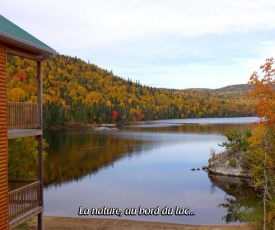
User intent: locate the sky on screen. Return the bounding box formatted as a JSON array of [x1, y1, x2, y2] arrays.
[[2, 0, 275, 89]]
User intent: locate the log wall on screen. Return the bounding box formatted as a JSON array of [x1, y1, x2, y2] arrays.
[[0, 42, 8, 229]]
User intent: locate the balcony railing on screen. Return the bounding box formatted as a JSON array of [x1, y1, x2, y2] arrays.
[[8, 102, 40, 130], [8, 180, 41, 221]]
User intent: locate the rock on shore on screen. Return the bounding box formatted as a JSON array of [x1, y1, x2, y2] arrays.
[[208, 150, 251, 178]]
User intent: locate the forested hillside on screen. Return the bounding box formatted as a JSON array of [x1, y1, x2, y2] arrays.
[[7, 54, 255, 128]]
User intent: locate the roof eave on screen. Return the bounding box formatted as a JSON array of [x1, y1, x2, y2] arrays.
[[0, 31, 56, 59]]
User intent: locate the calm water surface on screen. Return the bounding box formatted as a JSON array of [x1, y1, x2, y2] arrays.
[[43, 117, 261, 224]]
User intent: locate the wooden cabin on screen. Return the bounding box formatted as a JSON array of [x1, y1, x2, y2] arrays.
[[0, 15, 56, 229]]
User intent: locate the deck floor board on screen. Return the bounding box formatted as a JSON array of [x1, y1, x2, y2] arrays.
[[8, 129, 42, 139]]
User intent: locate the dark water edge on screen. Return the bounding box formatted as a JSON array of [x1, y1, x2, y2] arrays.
[[43, 117, 262, 225]]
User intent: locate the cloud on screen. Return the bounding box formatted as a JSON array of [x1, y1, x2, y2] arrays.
[[2, 0, 275, 88], [5, 0, 275, 43]]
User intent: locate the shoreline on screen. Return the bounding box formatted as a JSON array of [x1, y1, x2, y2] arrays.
[[22, 216, 257, 230]]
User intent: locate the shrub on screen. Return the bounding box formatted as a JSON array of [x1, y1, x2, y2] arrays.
[[219, 129, 252, 153], [228, 158, 237, 167]]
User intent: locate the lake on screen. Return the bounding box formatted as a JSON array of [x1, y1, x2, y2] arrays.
[[43, 117, 261, 225]]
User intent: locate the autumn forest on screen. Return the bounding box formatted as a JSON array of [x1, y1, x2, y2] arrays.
[[6, 54, 255, 129]]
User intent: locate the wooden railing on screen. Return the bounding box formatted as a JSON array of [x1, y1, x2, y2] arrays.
[[8, 180, 41, 221], [8, 102, 40, 129]]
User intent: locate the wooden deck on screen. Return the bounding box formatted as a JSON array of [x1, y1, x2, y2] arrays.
[[7, 102, 42, 139], [8, 102, 40, 129], [8, 180, 42, 229], [8, 129, 42, 139]]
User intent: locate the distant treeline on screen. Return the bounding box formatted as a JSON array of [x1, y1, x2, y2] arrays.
[[7, 54, 255, 129]]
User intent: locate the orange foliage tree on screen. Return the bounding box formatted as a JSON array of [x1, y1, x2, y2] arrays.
[[248, 58, 275, 128], [247, 57, 275, 229]]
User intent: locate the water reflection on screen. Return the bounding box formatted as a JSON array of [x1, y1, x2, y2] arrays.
[[126, 123, 256, 134], [126, 117, 258, 134], [43, 130, 157, 187], [208, 174, 262, 223]]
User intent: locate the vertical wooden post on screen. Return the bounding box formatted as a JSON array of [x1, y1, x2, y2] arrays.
[[37, 60, 44, 230], [0, 42, 9, 229], [37, 61, 43, 130]]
